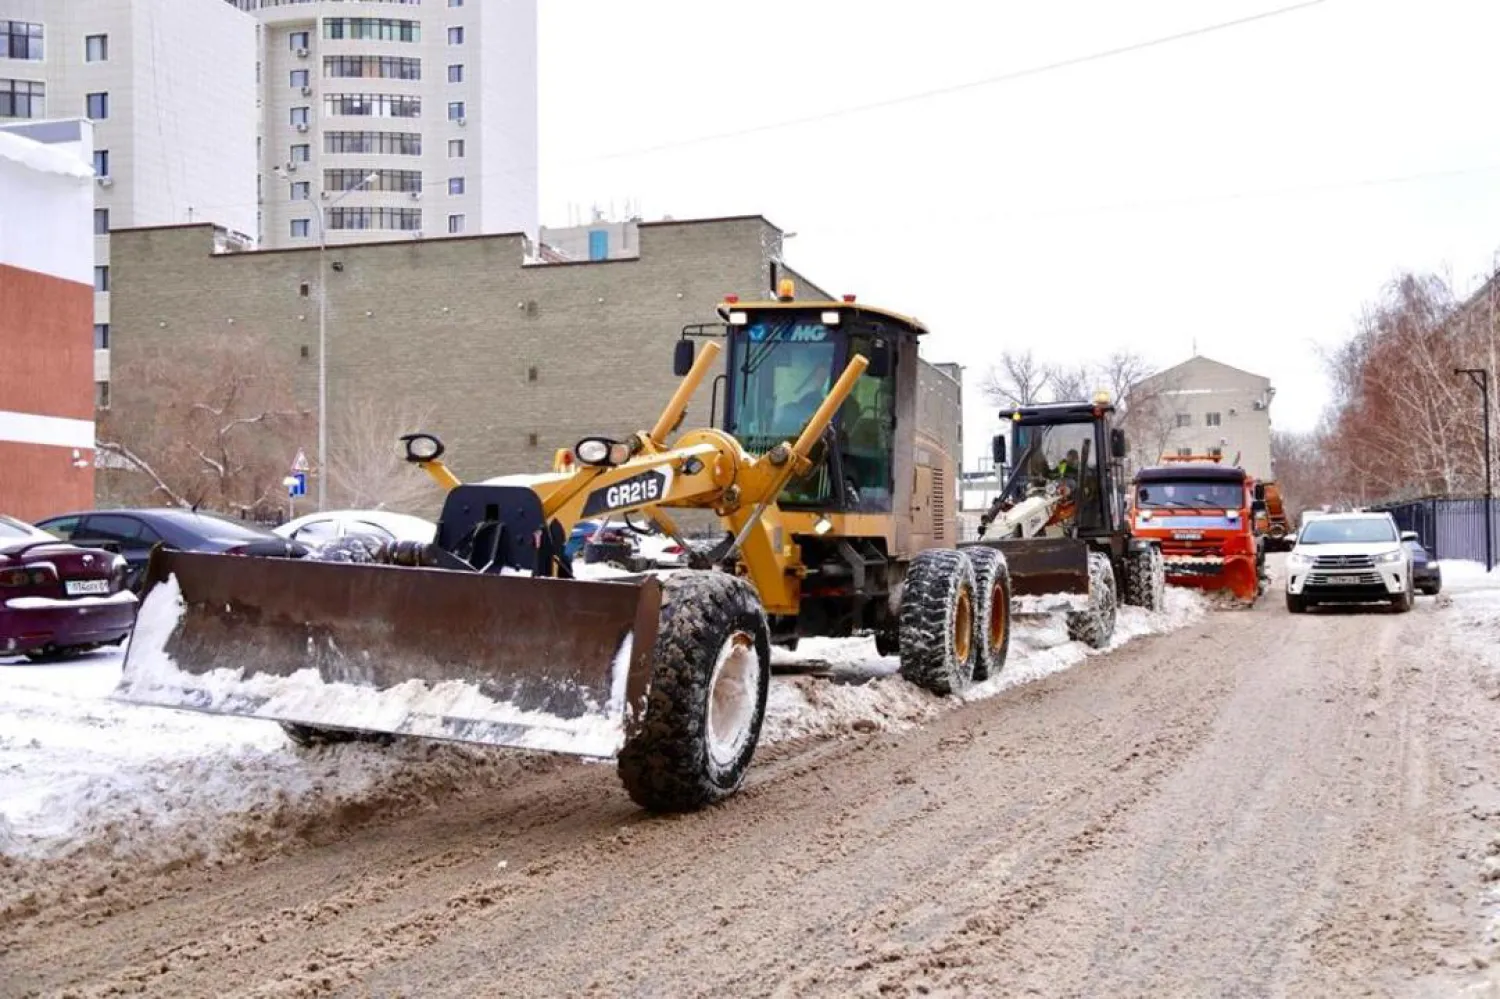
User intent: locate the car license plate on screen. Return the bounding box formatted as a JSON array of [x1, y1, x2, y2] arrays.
[[1326, 575, 1361, 586], [65, 579, 111, 596]]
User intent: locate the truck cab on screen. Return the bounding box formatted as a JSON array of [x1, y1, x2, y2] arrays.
[[1127, 458, 1263, 601]]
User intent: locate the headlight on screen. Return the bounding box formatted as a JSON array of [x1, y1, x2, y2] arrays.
[[1287, 552, 1311, 568], [1375, 549, 1403, 564]]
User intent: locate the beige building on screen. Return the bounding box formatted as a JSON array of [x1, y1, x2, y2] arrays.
[[1129, 355, 1276, 481], [107, 214, 961, 519]]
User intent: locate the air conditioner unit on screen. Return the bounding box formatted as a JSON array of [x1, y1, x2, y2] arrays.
[[295, 47, 309, 58], [409, 191, 421, 200], [300, 86, 313, 97], [320, 191, 330, 199], [456, 118, 466, 126], [284, 161, 297, 173], [96, 176, 113, 188], [296, 123, 309, 133]]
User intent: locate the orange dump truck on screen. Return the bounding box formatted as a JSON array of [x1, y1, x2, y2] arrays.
[[1127, 455, 1264, 603]]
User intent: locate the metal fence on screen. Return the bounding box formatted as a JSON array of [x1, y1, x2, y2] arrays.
[[1370, 496, 1499, 563]]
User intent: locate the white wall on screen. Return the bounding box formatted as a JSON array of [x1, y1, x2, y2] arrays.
[[0, 133, 93, 286], [478, 0, 537, 239]]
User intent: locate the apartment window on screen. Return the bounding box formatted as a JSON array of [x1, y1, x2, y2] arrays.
[[326, 207, 422, 231], [1209, 446, 1224, 458], [290, 219, 310, 239], [85, 34, 108, 63], [1, 21, 43, 60], [94, 266, 109, 292], [448, 139, 464, 158], [95, 382, 110, 410], [447, 213, 465, 234], [93, 324, 110, 350], [0, 79, 44, 118], [94, 208, 109, 235], [1174, 413, 1191, 429], [324, 19, 420, 43], [324, 56, 421, 80], [447, 101, 464, 121], [291, 181, 310, 200], [289, 31, 309, 51], [324, 93, 421, 118], [325, 130, 421, 155], [326, 168, 421, 193], [448, 176, 464, 195], [447, 26, 464, 45], [1177, 447, 1192, 457], [447, 64, 463, 83], [291, 106, 310, 126], [92, 149, 109, 177], [290, 143, 310, 162], [290, 69, 310, 88], [85, 92, 109, 119], [1206, 411, 1223, 427], [449, 0, 463, 6]]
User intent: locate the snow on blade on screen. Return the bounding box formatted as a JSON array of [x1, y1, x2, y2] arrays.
[[115, 576, 633, 759]]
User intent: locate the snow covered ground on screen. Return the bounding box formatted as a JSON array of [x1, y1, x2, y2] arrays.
[[0, 585, 1206, 878]]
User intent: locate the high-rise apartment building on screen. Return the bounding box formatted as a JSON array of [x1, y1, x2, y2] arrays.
[[229, 0, 537, 248], [0, 0, 257, 404]]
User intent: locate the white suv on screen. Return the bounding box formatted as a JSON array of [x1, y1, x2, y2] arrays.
[[1284, 511, 1415, 614]]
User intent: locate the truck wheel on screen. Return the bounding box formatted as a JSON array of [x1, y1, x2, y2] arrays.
[[618, 571, 771, 813], [966, 546, 1012, 682], [1066, 552, 1117, 649], [1123, 544, 1166, 611], [897, 549, 978, 695]]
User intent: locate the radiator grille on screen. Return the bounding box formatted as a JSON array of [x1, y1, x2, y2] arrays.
[[932, 467, 947, 544]]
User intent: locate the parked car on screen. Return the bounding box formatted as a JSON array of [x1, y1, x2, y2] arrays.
[[569, 519, 694, 571], [274, 510, 436, 549], [1404, 535, 1443, 595], [34, 508, 311, 594], [1284, 511, 1415, 613], [0, 513, 137, 662]]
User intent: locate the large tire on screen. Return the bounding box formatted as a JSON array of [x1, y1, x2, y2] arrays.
[[1066, 552, 1118, 649], [966, 546, 1013, 682], [618, 571, 771, 813], [1123, 544, 1166, 611], [897, 548, 978, 696]]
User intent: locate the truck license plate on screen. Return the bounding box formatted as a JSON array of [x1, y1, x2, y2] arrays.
[[1326, 575, 1361, 586], [65, 579, 110, 596], [1173, 531, 1203, 540]]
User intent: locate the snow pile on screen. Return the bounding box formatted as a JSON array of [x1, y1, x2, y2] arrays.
[[761, 587, 1206, 744]]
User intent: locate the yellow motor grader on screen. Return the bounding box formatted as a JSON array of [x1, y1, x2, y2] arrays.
[[114, 284, 1013, 813]]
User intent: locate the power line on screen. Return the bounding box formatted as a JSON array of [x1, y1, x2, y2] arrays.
[[574, 0, 1333, 164]]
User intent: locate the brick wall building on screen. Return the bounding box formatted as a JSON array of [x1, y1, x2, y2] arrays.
[[0, 129, 96, 521], [108, 215, 844, 514]]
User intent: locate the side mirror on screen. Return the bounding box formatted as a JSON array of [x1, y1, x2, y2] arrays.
[[1110, 428, 1127, 458], [991, 434, 1007, 466], [1253, 483, 1266, 502], [673, 339, 694, 377], [868, 340, 893, 378], [1400, 530, 1419, 542]]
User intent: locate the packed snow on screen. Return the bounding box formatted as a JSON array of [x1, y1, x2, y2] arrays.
[[1, 575, 1205, 883]]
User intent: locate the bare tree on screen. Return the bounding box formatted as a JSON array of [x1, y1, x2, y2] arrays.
[[97, 334, 309, 514], [1045, 363, 1096, 403], [980, 349, 1051, 408], [328, 392, 438, 514], [1099, 350, 1156, 408]]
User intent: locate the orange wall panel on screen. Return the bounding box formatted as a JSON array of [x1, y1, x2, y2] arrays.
[[0, 261, 93, 421]]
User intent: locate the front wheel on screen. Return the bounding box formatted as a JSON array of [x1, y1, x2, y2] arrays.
[[1123, 544, 1166, 611], [1391, 584, 1414, 613], [618, 571, 771, 812], [1067, 552, 1118, 648], [897, 549, 978, 696], [965, 546, 1012, 682], [1285, 591, 1307, 614]]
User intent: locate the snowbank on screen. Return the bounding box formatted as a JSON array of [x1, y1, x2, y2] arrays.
[[0, 584, 1205, 889]]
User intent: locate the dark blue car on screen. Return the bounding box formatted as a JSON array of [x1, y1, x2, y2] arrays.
[[35, 508, 310, 594], [1403, 534, 1443, 595]]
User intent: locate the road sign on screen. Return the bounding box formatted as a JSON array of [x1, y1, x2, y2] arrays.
[[285, 472, 307, 498], [291, 448, 310, 473]]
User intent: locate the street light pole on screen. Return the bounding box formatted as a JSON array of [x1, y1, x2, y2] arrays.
[[1457, 367, 1493, 571], [312, 171, 379, 511]]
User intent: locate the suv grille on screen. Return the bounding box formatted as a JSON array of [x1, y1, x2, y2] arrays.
[[1306, 553, 1382, 587], [1312, 554, 1376, 570]]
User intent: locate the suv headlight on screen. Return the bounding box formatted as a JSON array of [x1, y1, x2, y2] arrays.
[[1287, 552, 1311, 568], [1375, 549, 1403, 564]]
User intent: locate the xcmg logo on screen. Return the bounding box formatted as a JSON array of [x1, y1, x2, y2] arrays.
[[747, 323, 829, 343]]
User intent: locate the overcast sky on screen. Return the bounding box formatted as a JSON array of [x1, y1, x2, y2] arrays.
[[537, 0, 1500, 467]]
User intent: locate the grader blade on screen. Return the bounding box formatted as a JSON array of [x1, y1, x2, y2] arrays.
[[114, 550, 661, 759], [962, 537, 1089, 597]]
